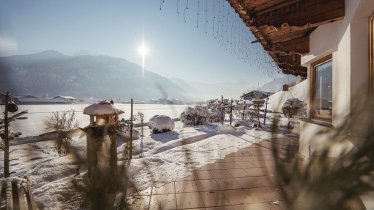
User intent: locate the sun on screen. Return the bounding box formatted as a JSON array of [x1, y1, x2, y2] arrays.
[[138, 42, 149, 56]]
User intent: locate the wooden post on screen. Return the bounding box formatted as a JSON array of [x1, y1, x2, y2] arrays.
[[4, 92, 10, 178], [129, 98, 133, 159], [257, 104, 261, 128], [6, 179, 13, 209], [141, 115, 144, 138], [221, 95, 224, 125], [140, 114, 144, 158], [263, 98, 268, 125], [229, 99, 233, 125], [242, 102, 246, 120]]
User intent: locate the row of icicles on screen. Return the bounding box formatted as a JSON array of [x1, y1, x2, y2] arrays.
[[159, 0, 282, 79]]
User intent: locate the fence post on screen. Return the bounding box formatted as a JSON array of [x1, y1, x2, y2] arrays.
[[129, 98, 133, 159], [242, 102, 246, 120], [229, 99, 233, 125], [4, 92, 9, 177], [263, 98, 268, 125], [221, 95, 224, 125]]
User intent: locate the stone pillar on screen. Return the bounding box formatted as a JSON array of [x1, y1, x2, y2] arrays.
[[85, 126, 118, 191]]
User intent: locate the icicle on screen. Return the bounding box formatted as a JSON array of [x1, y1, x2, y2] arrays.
[[160, 0, 164, 11], [216, 0, 220, 42], [213, 0, 216, 39], [221, 0, 224, 44], [177, 0, 180, 14], [196, 0, 200, 28], [184, 0, 189, 23], [204, 0, 208, 34]]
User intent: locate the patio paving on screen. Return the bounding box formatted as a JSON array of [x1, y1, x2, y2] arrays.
[[128, 137, 298, 210]]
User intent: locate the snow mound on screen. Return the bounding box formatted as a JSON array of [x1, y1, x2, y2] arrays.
[[267, 79, 307, 113], [149, 115, 175, 133]]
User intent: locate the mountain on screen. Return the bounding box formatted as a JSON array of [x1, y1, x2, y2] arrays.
[[0, 50, 189, 101]]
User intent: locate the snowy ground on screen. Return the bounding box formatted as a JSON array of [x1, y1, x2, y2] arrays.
[[127, 125, 288, 191], [0, 119, 295, 210]]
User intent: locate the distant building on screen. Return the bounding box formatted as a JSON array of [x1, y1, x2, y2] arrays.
[[240, 90, 273, 101], [148, 98, 184, 105], [14, 95, 68, 104], [54, 96, 80, 103]]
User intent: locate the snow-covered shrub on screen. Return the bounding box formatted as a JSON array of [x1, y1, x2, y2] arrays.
[[121, 126, 140, 139], [180, 106, 221, 126], [282, 98, 307, 118], [207, 108, 222, 123], [148, 115, 175, 134], [282, 98, 307, 129], [180, 106, 208, 126]]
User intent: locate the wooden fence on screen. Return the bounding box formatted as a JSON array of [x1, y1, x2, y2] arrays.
[[0, 177, 38, 210]]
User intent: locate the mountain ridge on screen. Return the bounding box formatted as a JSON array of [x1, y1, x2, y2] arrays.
[[0, 50, 190, 101]]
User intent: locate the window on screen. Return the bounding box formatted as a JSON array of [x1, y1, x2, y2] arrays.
[[311, 55, 333, 121]]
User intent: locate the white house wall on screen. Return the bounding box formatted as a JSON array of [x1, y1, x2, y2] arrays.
[[299, 0, 373, 159]]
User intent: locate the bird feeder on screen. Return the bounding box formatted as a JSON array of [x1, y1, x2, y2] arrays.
[[83, 100, 123, 126], [82, 100, 124, 190]]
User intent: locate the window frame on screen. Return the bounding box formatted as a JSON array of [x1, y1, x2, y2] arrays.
[[369, 12, 374, 128], [310, 54, 333, 121]]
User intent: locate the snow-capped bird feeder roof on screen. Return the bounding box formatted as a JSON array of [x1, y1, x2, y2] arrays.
[[83, 100, 124, 116]]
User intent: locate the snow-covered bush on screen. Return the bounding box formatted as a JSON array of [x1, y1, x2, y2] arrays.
[[148, 115, 175, 134], [180, 106, 221, 126], [121, 126, 140, 139], [282, 98, 307, 129], [282, 98, 307, 118], [207, 108, 222, 123]]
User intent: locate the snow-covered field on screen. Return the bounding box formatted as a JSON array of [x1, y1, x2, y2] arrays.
[[128, 125, 282, 191], [0, 104, 188, 136]]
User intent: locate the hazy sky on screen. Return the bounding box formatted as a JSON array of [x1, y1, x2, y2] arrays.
[[0, 0, 281, 85]]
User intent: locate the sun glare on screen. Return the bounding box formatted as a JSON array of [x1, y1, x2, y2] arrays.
[[138, 43, 149, 56]]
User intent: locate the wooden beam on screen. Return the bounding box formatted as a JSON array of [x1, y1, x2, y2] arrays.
[[273, 53, 301, 66], [278, 64, 307, 75], [228, 0, 341, 77], [268, 36, 309, 54], [252, 0, 345, 28]]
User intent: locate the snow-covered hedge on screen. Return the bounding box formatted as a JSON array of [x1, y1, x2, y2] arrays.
[[180, 106, 221, 126], [148, 115, 175, 134]]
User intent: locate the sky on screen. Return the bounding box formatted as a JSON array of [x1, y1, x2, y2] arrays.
[[0, 0, 281, 86]]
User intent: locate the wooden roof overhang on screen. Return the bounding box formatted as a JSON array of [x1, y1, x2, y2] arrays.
[[229, 0, 345, 77]]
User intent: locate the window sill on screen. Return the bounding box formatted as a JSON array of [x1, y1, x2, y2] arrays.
[[299, 118, 334, 128]]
